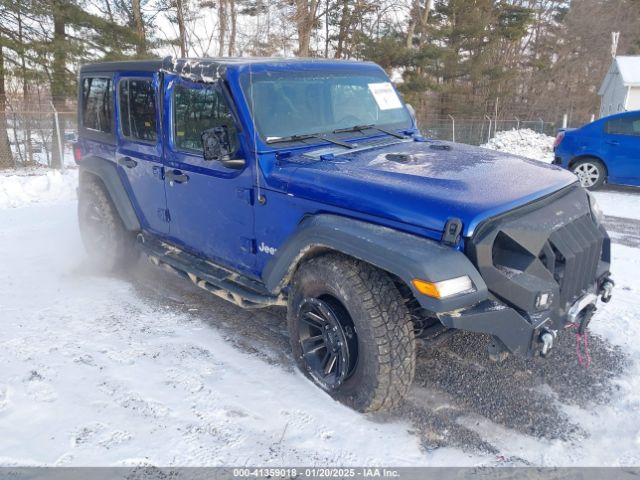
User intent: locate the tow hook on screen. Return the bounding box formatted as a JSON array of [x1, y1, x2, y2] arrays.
[[540, 329, 557, 357], [578, 304, 597, 334], [600, 279, 614, 303]]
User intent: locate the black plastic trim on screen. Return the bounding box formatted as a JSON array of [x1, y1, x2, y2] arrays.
[[78, 156, 141, 231], [262, 214, 488, 313], [438, 298, 546, 357]]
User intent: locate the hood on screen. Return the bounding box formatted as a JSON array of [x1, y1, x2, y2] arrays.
[[274, 139, 578, 237]]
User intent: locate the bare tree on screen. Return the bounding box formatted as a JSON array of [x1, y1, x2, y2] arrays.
[[17, 6, 33, 164], [294, 0, 320, 56], [132, 0, 147, 55], [50, 0, 66, 169], [405, 0, 432, 48], [175, 0, 188, 56], [218, 0, 227, 56], [228, 0, 237, 56], [0, 31, 14, 170]]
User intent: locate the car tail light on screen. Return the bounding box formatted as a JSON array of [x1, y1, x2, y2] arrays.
[[73, 143, 82, 163], [553, 131, 565, 149]]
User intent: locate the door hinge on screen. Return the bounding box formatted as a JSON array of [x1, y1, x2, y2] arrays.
[[240, 237, 256, 254], [152, 165, 165, 180], [236, 188, 254, 205], [158, 208, 171, 223]]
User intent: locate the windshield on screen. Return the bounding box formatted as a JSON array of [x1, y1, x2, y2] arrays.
[[239, 69, 412, 141]]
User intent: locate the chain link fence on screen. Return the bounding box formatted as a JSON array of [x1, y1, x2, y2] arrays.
[[419, 118, 557, 146], [1, 108, 77, 171]]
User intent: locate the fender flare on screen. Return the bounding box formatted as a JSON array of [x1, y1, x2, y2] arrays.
[[262, 214, 488, 313], [78, 156, 141, 231]]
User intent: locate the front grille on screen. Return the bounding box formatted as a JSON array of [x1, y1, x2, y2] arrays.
[[542, 215, 603, 306], [467, 186, 609, 317]]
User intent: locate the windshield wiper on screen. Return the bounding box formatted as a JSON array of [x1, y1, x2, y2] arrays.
[[266, 133, 355, 149], [333, 124, 408, 139]]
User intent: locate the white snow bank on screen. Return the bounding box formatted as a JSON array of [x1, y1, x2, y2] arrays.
[[0, 168, 77, 209], [481, 129, 555, 163]]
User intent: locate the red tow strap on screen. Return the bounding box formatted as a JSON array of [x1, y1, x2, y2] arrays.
[[567, 320, 592, 369], [575, 330, 591, 368]]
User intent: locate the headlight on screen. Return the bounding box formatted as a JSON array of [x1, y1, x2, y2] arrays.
[[587, 191, 604, 224], [412, 275, 475, 299]]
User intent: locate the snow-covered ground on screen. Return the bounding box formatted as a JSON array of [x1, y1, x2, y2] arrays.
[[0, 168, 78, 209], [0, 202, 457, 466], [0, 154, 639, 466]]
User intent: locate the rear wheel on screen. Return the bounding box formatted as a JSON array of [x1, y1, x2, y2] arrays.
[[287, 254, 416, 412], [78, 180, 138, 271], [571, 158, 606, 190]]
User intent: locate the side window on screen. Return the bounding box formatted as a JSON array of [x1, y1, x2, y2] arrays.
[[605, 116, 640, 136], [119, 79, 157, 142], [81, 77, 112, 133], [173, 85, 237, 152]]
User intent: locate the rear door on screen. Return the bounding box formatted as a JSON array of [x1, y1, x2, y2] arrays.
[[162, 75, 256, 273], [603, 114, 640, 185], [115, 73, 169, 234]]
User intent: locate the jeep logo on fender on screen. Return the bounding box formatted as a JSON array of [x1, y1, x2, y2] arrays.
[[258, 242, 277, 255]]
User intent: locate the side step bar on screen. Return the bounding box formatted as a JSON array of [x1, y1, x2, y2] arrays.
[[137, 233, 286, 309]]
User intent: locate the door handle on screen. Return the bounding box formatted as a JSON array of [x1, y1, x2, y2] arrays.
[[118, 156, 138, 168], [606, 140, 620, 146], [166, 169, 189, 185]]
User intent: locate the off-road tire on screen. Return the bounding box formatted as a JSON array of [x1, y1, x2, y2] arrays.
[[287, 253, 416, 412], [571, 157, 606, 190], [78, 179, 138, 271]]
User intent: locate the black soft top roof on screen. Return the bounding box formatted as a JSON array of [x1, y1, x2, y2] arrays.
[[79, 56, 367, 74], [80, 57, 378, 84], [80, 59, 165, 73]]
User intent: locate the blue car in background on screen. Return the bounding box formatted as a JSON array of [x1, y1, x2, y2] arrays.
[[553, 110, 640, 190]]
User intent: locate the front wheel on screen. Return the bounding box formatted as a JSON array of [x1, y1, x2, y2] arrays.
[[287, 254, 416, 412], [571, 158, 606, 190]]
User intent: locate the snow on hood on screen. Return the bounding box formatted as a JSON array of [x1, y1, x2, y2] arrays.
[[279, 139, 577, 237]]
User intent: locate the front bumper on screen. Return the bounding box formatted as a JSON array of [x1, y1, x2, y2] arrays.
[[438, 276, 613, 358], [447, 185, 612, 358]]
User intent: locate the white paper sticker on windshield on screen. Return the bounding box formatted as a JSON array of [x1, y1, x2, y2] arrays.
[[368, 82, 403, 110]]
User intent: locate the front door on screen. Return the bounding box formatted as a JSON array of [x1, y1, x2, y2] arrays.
[[602, 114, 640, 186], [115, 73, 168, 234], [162, 76, 256, 273]]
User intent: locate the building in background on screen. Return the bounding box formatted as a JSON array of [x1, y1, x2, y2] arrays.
[[599, 56, 640, 117]]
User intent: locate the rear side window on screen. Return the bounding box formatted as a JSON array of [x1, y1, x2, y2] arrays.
[[173, 85, 237, 152], [605, 115, 640, 136], [81, 77, 112, 133], [119, 79, 157, 142]]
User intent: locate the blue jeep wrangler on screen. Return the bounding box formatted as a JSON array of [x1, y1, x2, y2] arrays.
[[75, 57, 614, 412]]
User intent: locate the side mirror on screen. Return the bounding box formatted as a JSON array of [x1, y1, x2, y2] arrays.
[[201, 126, 245, 169]]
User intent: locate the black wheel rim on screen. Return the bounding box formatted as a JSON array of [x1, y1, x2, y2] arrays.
[[297, 296, 358, 390]]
